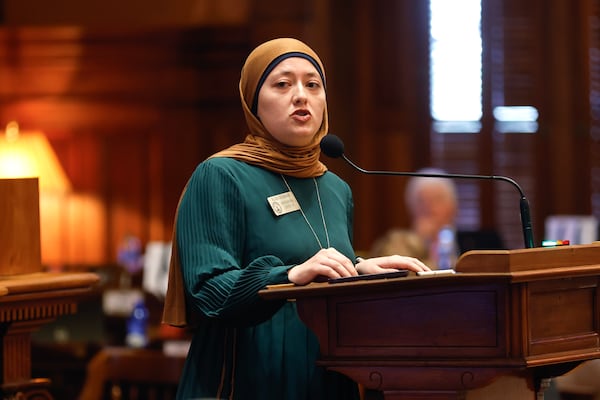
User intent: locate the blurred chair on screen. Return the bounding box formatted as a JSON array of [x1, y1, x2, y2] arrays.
[[456, 229, 505, 252], [79, 346, 185, 400], [553, 359, 600, 400], [545, 215, 599, 245]]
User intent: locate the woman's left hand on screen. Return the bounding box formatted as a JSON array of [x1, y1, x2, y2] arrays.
[[355, 255, 431, 275]]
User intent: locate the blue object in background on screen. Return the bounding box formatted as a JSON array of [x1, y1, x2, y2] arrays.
[[125, 299, 149, 348]]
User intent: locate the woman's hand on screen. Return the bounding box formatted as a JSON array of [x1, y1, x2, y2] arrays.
[[288, 247, 358, 285], [355, 255, 431, 275]]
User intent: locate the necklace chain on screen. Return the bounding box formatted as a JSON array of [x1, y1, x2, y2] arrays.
[[280, 175, 330, 249]]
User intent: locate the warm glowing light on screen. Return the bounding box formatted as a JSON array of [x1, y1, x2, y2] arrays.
[[0, 121, 71, 192]]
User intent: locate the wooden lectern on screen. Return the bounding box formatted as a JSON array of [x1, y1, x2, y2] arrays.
[[0, 178, 99, 399], [260, 243, 600, 399]]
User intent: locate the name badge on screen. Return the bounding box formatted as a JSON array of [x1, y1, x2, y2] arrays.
[[267, 191, 300, 216]]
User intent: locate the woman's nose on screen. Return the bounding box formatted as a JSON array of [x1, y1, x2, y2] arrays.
[[292, 84, 307, 103]]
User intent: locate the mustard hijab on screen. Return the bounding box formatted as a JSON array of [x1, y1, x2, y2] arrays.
[[210, 37, 329, 178], [162, 38, 328, 327]]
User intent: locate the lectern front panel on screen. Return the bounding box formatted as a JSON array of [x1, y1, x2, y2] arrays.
[[527, 276, 600, 358], [324, 282, 509, 359]]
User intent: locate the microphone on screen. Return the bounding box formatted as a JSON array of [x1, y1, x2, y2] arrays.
[[320, 134, 535, 249]]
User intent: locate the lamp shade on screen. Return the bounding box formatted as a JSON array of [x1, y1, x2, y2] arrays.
[[0, 121, 71, 192]]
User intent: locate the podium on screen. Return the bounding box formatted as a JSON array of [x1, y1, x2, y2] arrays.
[[0, 178, 99, 399], [260, 243, 600, 399]]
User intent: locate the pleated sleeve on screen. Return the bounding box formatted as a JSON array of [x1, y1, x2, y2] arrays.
[[176, 160, 290, 325]]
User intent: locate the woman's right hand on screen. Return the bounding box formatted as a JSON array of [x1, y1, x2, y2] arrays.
[[287, 247, 358, 285]]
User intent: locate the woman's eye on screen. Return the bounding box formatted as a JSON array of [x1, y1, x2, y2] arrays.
[[306, 81, 321, 89], [275, 81, 289, 88]]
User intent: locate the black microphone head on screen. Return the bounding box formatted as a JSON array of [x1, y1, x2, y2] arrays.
[[320, 134, 345, 158]]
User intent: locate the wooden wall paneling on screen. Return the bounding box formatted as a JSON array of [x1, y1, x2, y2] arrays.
[[250, 0, 312, 44], [540, 0, 590, 216], [0, 26, 252, 266], [572, 0, 592, 214], [147, 130, 166, 246], [371, 0, 431, 238], [105, 132, 150, 263], [589, 0, 600, 221], [347, 0, 378, 252], [156, 111, 198, 240], [370, 0, 411, 236], [329, 0, 431, 252], [62, 29, 191, 265], [483, 0, 545, 248], [490, 0, 592, 246], [58, 133, 107, 265], [2, 1, 594, 265], [323, 0, 384, 253], [162, 26, 251, 227], [325, 0, 357, 143], [560, 0, 592, 214], [3, 0, 251, 27]]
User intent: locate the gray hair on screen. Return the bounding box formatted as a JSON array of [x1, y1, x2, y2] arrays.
[[404, 167, 458, 214]]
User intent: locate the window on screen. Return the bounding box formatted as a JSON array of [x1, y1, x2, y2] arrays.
[[429, 0, 539, 134], [428, 0, 539, 249], [429, 0, 482, 133]]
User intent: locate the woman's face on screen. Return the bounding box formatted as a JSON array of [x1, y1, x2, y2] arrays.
[[257, 57, 326, 147]]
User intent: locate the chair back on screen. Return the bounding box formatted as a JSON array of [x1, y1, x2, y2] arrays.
[[545, 215, 599, 245], [79, 346, 185, 400]]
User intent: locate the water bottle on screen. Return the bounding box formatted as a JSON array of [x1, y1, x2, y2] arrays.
[[126, 299, 149, 348], [437, 226, 457, 270]]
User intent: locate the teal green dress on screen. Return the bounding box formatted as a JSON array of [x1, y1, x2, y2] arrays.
[[175, 157, 360, 400]]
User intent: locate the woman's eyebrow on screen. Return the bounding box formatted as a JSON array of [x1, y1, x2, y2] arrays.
[[270, 69, 320, 79]]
